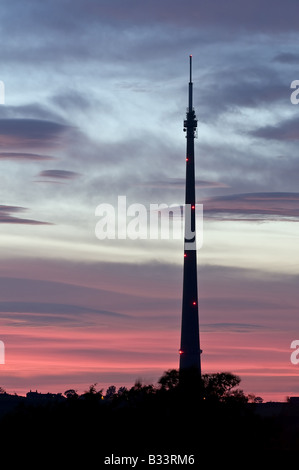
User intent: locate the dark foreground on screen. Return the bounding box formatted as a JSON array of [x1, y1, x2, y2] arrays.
[[0, 386, 298, 465]]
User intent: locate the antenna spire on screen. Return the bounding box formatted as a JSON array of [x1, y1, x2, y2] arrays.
[[188, 55, 193, 111]]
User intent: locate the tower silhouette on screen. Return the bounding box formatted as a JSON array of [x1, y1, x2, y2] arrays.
[[179, 55, 202, 388]]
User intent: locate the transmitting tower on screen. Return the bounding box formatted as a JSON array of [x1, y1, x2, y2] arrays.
[[179, 55, 202, 387]]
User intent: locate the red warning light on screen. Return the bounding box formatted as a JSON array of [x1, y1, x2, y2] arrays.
[[191, 205, 195, 209], [179, 349, 184, 355], [192, 301, 196, 306], [184, 253, 187, 257], [186, 158, 189, 161]]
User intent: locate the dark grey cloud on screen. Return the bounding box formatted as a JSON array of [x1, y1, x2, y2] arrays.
[[226, 81, 286, 109], [37, 170, 80, 180], [0, 205, 51, 225], [51, 89, 98, 113], [201, 295, 289, 312], [2, 0, 298, 35], [203, 192, 299, 221], [0, 103, 67, 122], [0, 0, 296, 81], [273, 53, 299, 64], [0, 119, 72, 150], [0, 301, 128, 327], [194, 134, 299, 197], [142, 178, 229, 190], [197, 63, 289, 122], [252, 117, 299, 141], [202, 323, 267, 333], [0, 152, 55, 161]]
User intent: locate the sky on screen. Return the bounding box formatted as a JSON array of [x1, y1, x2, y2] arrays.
[[0, 0, 299, 401]]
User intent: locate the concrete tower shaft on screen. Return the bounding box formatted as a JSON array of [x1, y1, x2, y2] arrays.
[[179, 56, 201, 382]]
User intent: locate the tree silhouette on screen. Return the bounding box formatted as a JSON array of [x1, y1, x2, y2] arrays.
[[158, 369, 179, 390], [64, 389, 78, 400], [81, 383, 103, 401], [202, 372, 246, 402], [157, 369, 246, 402], [117, 386, 128, 396], [105, 385, 116, 400]]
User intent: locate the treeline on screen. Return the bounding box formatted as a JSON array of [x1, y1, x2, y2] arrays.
[[64, 369, 261, 403], [0, 370, 295, 463]]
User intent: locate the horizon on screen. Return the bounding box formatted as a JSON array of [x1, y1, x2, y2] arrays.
[[0, 370, 293, 403]]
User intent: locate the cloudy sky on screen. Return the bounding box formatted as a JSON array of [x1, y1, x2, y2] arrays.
[[0, 0, 299, 401]]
